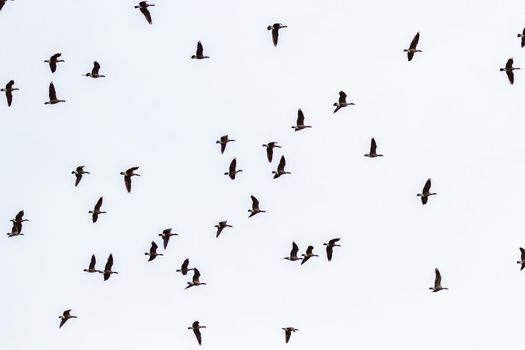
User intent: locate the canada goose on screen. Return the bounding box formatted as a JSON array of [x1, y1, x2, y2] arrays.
[[191, 41, 210, 59], [282, 327, 298, 343], [517, 248, 525, 271], [83, 254, 102, 273], [134, 1, 154, 24], [262, 142, 281, 163], [500, 58, 520, 84], [283, 242, 301, 261], [225, 158, 243, 180], [267, 23, 287, 46], [291, 109, 311, 131], [518, 28, 525, 48], [0, 0, 14, 13], [44, 82, 65, 104], [273, 155, 291, 179], [417, 178, 437, 205], [364, 138, 383, 157], [59, 309, 77, 328], [10, 210, 28, 235], [1, 80, 18, 107], [404, 32, 422, 61], [101, 254, 118, 281], [248, 195, 266, 217], [333, 91, 354, 113], [45, 53, 64, 73], [89, 197, 106, 223], [215, 220, 232, 238], [216, 135, 235, 154], [72, 166, 90, 187], [176, 258, 194, 275], [159, 228, 178, 249], [145, 241, 163, 261], [188, 321, 206, 345], [7, 221, 22, 237], [120, 167, 140, 193], [429, 268, 448, 292], [301, 245, 318, 265], [84, 61, 105, 78], [185, 268, 207, 289], [323, 238, 341, 261]]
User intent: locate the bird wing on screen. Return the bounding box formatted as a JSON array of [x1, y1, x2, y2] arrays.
[[277, 156, 286, 172], [409, 32, 420, 50], [329, 238, 341, 245], [6, 90, 12, 107], [339, 91, 347, 104], [194, 328, 202, 345], [59, 318, 67, 328], [407, 51, 414, 61], [89, 254, 96, 270], [370, 138, 377, 154], [128, 166, 140, 172], [291, 242, 299, 258], [306, 245, 314, 255], [49, 82, 57, 100], [196, 41, 204, 56], [423, 179, 431, 193], [297, 109, 305, 126], [182, 259, 189, 270], [507, 70, 515, 85], [92, 61, 100, 75], [51, 53, 61, 60], [64, 309, 71, 317], [6, 80, 14, 89], [162, 235, 169, 249], [333, 105, 341, 114], [285, 329, 291, 343], [104, 254, 113, 271], [520, 247, 525, 260], [421, 196, 428, 205], [75, 174, 82, 187], [15, 210, 24, 222], [151, 241, 158, 254], [506, 58, 514, 70], [434, 268, 442, 288], [266, 146, 274, 162], [522, 36, 525, 48], [140, 7, 152, 24], [95, 197, 103, 211], [193, 268, 201, 283], [272, 28, 279, 46], [49, 61, 57, 73], [229, 158, 237, 173], [251, 195, 260, 209], [124, 175, 132, 193], [326, 245, 333, 261]]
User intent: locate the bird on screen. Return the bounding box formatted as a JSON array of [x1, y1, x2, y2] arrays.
[[500, 58, 520, 85], [417, 178, 437, 205], [101, 254, 118, 281], [0, 0, 14, 13], [273, 155, 291, 179], [188, 321, 206, 345], [225, 158, 243, 180], [267, 23, 287, 46], [364, 138, 383, 158], [7, 221, 22, 237], [518, 28, 525, 48], [283, 242, 301, 261], [44, 82, 65, 105], [262, 142, 281, 163], [429, 268, 448, 292], [59, 309, 77, 328], [84, 61, 105, 78], [282, 327, 298, 343], [323, 238, 341, 261], [120, 167, 140, 193], [134, 1, 155, 24], [333, 91, 354, 113], [176, 258, 194, 275], [72, 166, 90, 187], [1, 80, 18, 107], [216, 135, 235, 154], [215, 220, 232, 238], [517, 248, 525, 271], [44, 53, 64, 73], [191, 41, 210, 59], [10, 210, 28, 234], [83, 255, 102, 273], [301, 245, 318, 265], [89, 197, 106, 223], [248, 195, 266, 217], [159, 228, 178, 249], [185, 268, 207, 289], [291, 109, 311, 131], [404, 32, 422, 61], [145, 241, 163, 261]]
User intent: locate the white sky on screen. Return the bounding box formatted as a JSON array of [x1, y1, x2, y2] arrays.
[[2, 0, 525, 349]]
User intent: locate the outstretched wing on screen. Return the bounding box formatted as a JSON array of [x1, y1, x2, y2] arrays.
[[196, 41, 204, 56], [409, 32, 420, 50], [370, 138, 377, 154], [89, 254, 96, 270], [277, 156, 286, 172], [297, 109, 305, 126], [92, 61, 100, 75], [49, 82, 57, 100], [338, 91, 347, 104], [140, 7, 152, 24], [272, 28, 279, 46]]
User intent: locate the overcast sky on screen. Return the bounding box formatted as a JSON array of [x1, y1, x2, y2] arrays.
[[2, 0, 525, 349]]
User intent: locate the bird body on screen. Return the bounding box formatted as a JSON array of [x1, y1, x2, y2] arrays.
[[323, 238, 341, 261], [185, 268, 207, 289], [215, 220, 232, 238], [301, 245, 318, 265], [333, 91, 354, 113], [89, 197, 106, 223], [268, 23, 287, 46], [59, 309, 77, 328], [10, 210, 28, 235], [159, 228, 178, 249], [248, 195, 266, 217], [84, 61, 105, 78], [517, 248, 525, 271], [188, 321, 206, 345], [101, 254, 118, 281], [72, 166, 90, 187], [404, 32, 422, 61], [225, 158, 243, 180], [120, 167, 140, 193], [273, 155, 291, 179], [83, 254, 102, 273], [262, 142, 281, 163], [135, 1, 155, 24], [176, 258, 194, 275], [364, 138, 383, 158], [45, 53, 64, 73], [44, 82, 65, 104], [282, 327, 298, 343], [518, 28, 525, 48], [217, 135, 235, 154], [429, 268, 448, 292], [500, 58, 520, 84], [191, 41, 210, 59], [145, 241, 163, 261], [417, 178, 437, 205], [291, 109, 311, 131], [284, 242, 301, 261], [1, 80, 18, 107]]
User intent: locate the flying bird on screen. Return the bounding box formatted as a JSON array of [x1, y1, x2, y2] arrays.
[[83, 255, 101, 273], [159, 228, 178, 249], [291, 109, 311, 131], [120, 167, 140, 193], [429, 268, 448, 292], [84, 61, 105, 78], [364, 138, 383, 158], [225, 158, 243, 180], [101, 254, 118, 281], [59, 309, 77, 328], [72, 166, 90, 187], [500, 58, 520, 85], [262, 142, 281, 163], [215, 220, 232, 238], [333, 91, 354, 113], [518, 28, 525, 48], [89, 197, 106, 223], [216, 135, 235, 154], [1, 80, 18, 107], [283, 242, 301, 261], [188, 321, 206, 345], [44, 82, 65, 105], [185, 268, 207, 289], [7, 221, 22, 237], [135, 1, 155, 24], [45, 53, 64, 73], [323, 238, 341, 261], [267, 23, 287, 46], [417, 178, 437, 205], [191, 41, 210, 59], [145, 241, 163, 261], [282, 327, 298, 343], [301, 245, 318, 265], [273, 155, 291, 179], [176, 258, 194, 275], [248, 195, 266, 217], [10, 210, 28, 234], [517, 248, 525, 271], [404, 32, 422, 61]]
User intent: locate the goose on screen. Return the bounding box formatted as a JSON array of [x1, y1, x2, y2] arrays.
[[248, 195, 266, 217], [267, 23, 287, 46], [273, 155, 291, 179], [291, 109, 311, 131], [282, 327, 298, 343], [417, 178, 437, 205], [364, 138, 383, 158], [1, 80, 18, 107], [0, 0, 14, 13], [429, 268, 448, 292], [135, 1, 154, 24], [500, 58, 520, 85], [301, 245, 318, 265], [101, 254, 118, 281], [323, 238, 341, 261], [83, 254, 102, 273], [7, 221, 22, 237], [72, 166, 90, 187], [176, 258, 194, 275], [283, 242, 301, 261], [84, 61, 105, 78], [225, 158, 242, 180], [44, 82, 65, 105], [216, 135, 235, 154], [10, 210, 28, 234], [333, 91, 354, 113], [215, 220, 232, 238], [89, 197, 106, 223], [145, 241, 163, 261], [159, 228, 178, 249], [45, 53, 64, 73], [188, 321, 206, 345], [191, 41, 210, 59], [59, 309, 77, 328], [185, 268, 207, 289], [262, 142, 281, 163], [120, 167, 140, 193], [517, 248, 525, 271], [404, 32, 422, 61], [518, 28, 525, 48]]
